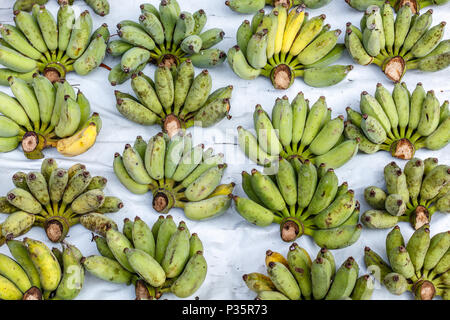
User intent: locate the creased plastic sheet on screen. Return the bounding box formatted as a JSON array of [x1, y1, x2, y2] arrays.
[[0, 0, 449, 300]]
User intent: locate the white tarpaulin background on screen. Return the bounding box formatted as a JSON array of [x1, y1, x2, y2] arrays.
[[0, 0, 449, 300]]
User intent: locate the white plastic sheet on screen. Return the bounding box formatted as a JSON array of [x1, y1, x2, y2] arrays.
[[0, 0, 449, 300]]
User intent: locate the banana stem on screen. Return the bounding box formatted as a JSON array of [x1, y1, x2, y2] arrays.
[[174, 200, 185, 208], [58, 202, 67, 216], [410, 132, 422, 144], [272, 214, 282, 224], [52, 201, 59, 216], [45, 203, 53, 216]]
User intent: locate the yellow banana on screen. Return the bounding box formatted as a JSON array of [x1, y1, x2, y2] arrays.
[[281, 6, 305, 54], [24, 238, 61, 292], [206, 183, 235, 198], [0, 253, 32, 293], [289, 14, 326, 57], [265, 250, 289, 268], [56, 123, 98, 157], [274, 5, 288, 56], [0, 275, 22, 300]]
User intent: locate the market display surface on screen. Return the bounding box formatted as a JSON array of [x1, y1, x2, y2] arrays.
[[0, 0, 448, 300]]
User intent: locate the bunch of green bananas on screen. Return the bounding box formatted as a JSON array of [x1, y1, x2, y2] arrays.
[[361, 158, 449, 230], [0, 158, 123, 243], [345, 83, 449, 160], [114, 133, 234, 219], [114, 61, 232, 137], [244, 245, 374, 300], [107, 0, 226, 85], [237, 93, 359, 170], [228, 4, 352, 89], [365, 225, 449, 300], [225, 0, 332, 13], [83, 215, 207, 299], [345, 3, 449, 82], [0, 3, 110, 85], [346, 0, 449, 13], [232, 159, 362, 248], [13, 0, 110, 16], [0, 238, 84, 300], [0, 76, 102, 159]]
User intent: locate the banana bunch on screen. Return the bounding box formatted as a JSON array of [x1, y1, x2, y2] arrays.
[[0, 158, 123, 243], [365, 225, 450, 300], [83, 215, 207, 299], [345, 83, 449, 160], [0, 77, 102, 159], [361, 158, 449, 231], [232, 160, 362, 248], [345, 4, 449, 82], [244, 245, 374, 300], [107, 0, 226, 85], [0, 3, 110, 85], [228, 4, 352, 89], [225, 0, 332, 13], [0, 237, 84, 300], [13, 0, 110, 16], [237, 93, 359, 170], [114, 62, 232, 138], [346, 0, 449, 13], [114, 133, 234, 219]]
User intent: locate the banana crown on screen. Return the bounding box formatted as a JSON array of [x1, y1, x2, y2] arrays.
[[361, 157, 450, 230], [345, 3, 449, 82], [237, 93, 358, 170], [244, 245, 374, 300], [108, 0, 226, 86], [83, 215, 207, 300], [365, 225, 450, 300], [114, 132, 234, 220], [0, 238, 84, 300], [0, 158, 123, 243], [114, 63, 233, 136], [0, 76, 101, 159], [0, 3, 110, 85], [344, 83, 449, 159], [233, 158, 361, 249], [228, 4, 351, 89]]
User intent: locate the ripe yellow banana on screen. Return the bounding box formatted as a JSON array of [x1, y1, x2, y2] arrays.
[[206, 183, 235, 198], [282, 6, 305, 54], [56, 123, 98, 157], [24, 238, 61, 292], [274, 5, 288, 56]]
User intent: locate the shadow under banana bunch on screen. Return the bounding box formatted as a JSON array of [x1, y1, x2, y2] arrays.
[[228, 4, 352, 89]]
